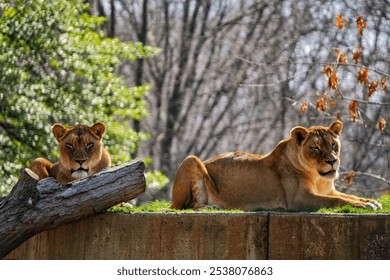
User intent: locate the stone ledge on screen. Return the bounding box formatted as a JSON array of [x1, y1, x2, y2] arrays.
[[269, 213, 389, 259], [4, 212, 389, 260]]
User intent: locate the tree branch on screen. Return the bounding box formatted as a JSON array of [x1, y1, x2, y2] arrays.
[[236, 56, 390, 79], [340, 171, 390, 186], [0, 159, 146, 259]]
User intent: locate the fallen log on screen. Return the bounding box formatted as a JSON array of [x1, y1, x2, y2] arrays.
[[0, 159, 146, 259]]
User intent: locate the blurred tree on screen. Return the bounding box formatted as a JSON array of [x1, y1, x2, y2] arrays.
[[92, 0, 390, 200], [0, 0, 159, 196]]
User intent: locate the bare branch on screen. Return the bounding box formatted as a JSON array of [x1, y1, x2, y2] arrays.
[[340, 171, 390, 186]]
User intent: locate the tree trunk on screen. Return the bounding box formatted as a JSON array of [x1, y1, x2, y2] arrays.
[[0, 159, 146, 259], [132, 0, 148, 158]]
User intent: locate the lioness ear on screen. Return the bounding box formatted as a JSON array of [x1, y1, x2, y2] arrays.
[[290, 126, 308, 145], [91, 122, 106, 140], [52, 124, 66, 142], [329, 120, 342, 136]]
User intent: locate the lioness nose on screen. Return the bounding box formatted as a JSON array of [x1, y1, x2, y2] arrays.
[[325, 159, 337, 166], [74, 159, 86, 165]]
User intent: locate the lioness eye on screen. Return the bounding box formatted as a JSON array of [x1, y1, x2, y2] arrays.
[[66, 143, 73, 150], [311, 147, 320, 152], [87, 143, 93, 149]]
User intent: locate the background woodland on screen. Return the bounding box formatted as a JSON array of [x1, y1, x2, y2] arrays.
[[1, 0, 389, 201]]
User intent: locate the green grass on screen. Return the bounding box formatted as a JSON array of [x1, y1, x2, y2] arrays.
[[107, 195, 390, 214], [107, 200, 243, 213]]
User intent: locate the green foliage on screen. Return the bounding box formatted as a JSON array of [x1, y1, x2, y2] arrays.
[[145, 170, 169, 189], [0, 0, 159, 196]]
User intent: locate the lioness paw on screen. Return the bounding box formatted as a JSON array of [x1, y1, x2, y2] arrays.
[[370, 200, 382, 210], [363, 202, 378, 210], [361, 200, 382, 210], [350, 201, 375, 210]]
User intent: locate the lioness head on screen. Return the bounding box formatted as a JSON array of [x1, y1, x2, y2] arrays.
[[52, 122, 107, 180], [290, 120, 342, 180]]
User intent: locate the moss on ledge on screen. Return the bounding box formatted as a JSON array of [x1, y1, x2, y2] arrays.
[[107, 195, 390, 214]]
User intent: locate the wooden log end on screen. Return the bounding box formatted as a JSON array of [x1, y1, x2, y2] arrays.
[[25, 168, 39, 181]]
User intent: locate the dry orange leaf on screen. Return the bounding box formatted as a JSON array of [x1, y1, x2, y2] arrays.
[[356, 16, 367, 37], [316, 93, 334, 112], [335, 14, 347, 30], [377, 117, 386, 132], [381, 77, 387, 93], [348, 100, 358, 121], [328, 71, 339, 90], [322, 64, 334, 77], [357, 68, 369, 85], [353, 45, 362, 64], [345, 170, 356, 185], [300, 101, 308, 114], [334, 48, 347, 63], [368, 81, 379, 98], [322, 65, 339, 90], [316, 97, 326, 112]]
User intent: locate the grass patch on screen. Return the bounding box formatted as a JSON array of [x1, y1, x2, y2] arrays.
[[107, 200, 243, 213], [107, 195, 390, 214], [107, 200, 172, 213]]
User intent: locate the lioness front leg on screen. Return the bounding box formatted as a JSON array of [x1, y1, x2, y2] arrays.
[[29, 158, 54, 180], [293, 191, 381, 210], [171, 155, 219, 210]]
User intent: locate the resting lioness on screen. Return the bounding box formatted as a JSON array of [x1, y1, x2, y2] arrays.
[[171, 120, 382, 211], [29, 122, 111, 185]]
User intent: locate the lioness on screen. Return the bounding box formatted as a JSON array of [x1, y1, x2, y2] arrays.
[[171, 120, 382, 211], [29, 122, 111, 185]]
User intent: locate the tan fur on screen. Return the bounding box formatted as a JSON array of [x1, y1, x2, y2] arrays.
[[29, 122, 111, 185], [171, 121, 382, 211]]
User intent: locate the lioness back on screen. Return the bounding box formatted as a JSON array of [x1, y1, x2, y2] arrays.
[[203, 152, 287, 210]]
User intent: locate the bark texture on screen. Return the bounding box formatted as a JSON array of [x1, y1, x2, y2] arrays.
[[0, 159, 146, 258]]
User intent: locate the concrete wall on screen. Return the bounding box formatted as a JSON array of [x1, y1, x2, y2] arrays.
[[4, 212, 390, 260]]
